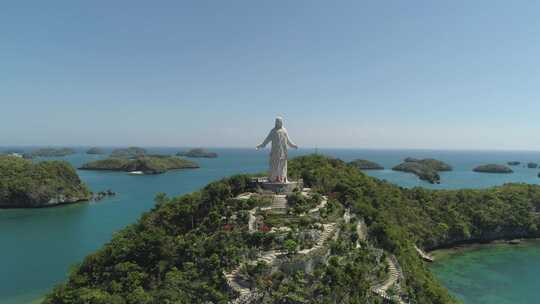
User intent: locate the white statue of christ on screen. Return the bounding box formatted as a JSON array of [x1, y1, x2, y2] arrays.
[[256, 117, 298, 183]]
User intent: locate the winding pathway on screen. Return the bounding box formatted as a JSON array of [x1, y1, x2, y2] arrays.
[[226, 189, 336, 303], [414, 245, 434, 262]]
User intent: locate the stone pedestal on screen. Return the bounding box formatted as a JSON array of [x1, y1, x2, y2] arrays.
[[252, 177, 303, 194]]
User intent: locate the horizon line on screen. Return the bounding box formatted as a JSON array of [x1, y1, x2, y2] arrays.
[[2, 145, 540, 153]]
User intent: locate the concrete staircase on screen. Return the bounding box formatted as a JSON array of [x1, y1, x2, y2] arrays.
[[270, 194, 287, 214], [414, 245, 434, 262], [308, 196, 328, 214], [225, 189, 339, 304], [225, 249, 285, 304], [371, 256, 406, 304], [354, 216, 407, 303], [298, 223, 337, 255]]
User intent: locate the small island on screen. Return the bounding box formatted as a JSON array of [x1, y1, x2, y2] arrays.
[[0, 155, 91, 208], [177, 148, 218, 158], [349, 159, 384, 170], [24, 147, 76, 158], [527, 162, 538, 169], [507, 161, 521, 166], [110, 147, 147, 158], [392, 158, 452, 184], [1, 149, 24, 158], [79, 155, 199, 175], [86, 147, 105, 155], [473, 164, 513, 174], [2, 149, 24, 155]]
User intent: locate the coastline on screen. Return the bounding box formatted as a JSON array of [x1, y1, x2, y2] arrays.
[[429, 238, 540, 261]]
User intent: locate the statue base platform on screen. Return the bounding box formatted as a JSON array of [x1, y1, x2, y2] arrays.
[[252, 177, 302, 194]]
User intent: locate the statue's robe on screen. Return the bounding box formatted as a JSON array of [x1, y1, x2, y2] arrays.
[[260, 126, 296, 183]]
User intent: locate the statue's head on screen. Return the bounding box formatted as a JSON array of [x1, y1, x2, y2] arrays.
[[275, 117, 283, 129]]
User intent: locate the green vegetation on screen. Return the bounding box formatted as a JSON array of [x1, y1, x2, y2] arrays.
[[0, 155, 91, 208], [177, 148, 218, 158], [44, 155, 540, 303], [79, 156, 199, 174], [110, 147, 147, 158], [24, 147, 76, 158], [87, 147, 105, 155], [507, 161, 521, 166], [349, 159, 384, 170], [392, 158, 452, 184], [286, 191, 322, 215], [473, 164, 513, 173]]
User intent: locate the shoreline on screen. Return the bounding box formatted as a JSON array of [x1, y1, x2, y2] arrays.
[[428, 238, 540, 261], [0, 198, 91, 210]]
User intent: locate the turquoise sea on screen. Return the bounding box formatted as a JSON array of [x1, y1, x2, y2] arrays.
[[2, 148, 540, 303], [430, 241, 540, 304]]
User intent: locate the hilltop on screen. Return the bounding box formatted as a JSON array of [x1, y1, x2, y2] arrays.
[[44, 155, 540, 304]]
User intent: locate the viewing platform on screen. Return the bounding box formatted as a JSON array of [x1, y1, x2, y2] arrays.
[[251, 177, 302, 194]]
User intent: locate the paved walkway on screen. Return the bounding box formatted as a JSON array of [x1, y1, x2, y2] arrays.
[[226, 188, 341, 303], [355, 218, 407, 304], [414, 245, 434, 262], [298, 223, 337, 255], [371, 256, 406, 304]]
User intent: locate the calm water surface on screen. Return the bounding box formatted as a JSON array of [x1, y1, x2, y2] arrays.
[[1, 148, 540, 303], [430, 242, 540, 304]]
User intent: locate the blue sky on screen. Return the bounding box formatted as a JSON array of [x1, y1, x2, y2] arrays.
[[2, 1, 540, 149]]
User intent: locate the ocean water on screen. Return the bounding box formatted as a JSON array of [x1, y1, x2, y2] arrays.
[[1, 147, 540, 303], [430, 242, 540, 304]]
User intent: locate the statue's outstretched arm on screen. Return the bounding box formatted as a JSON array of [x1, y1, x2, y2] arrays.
[[286, 134, 298, 149], [256, 131, 273, 150]]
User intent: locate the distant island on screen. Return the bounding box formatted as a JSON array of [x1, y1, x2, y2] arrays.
[[473, 164, 513, 174], [2, 149, 24, 155], [86, 147, 105, 155], [79, 155, 199, 174], [349, 159, 384, 170], [24, 147, 75, 158], [177, 148, 218, 158], [528, 162, 538, 169], [507, 161, 521, 166], [392, 158, 452, 184], [0, 155, 91, 208], [110, 147, 147, 158]]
